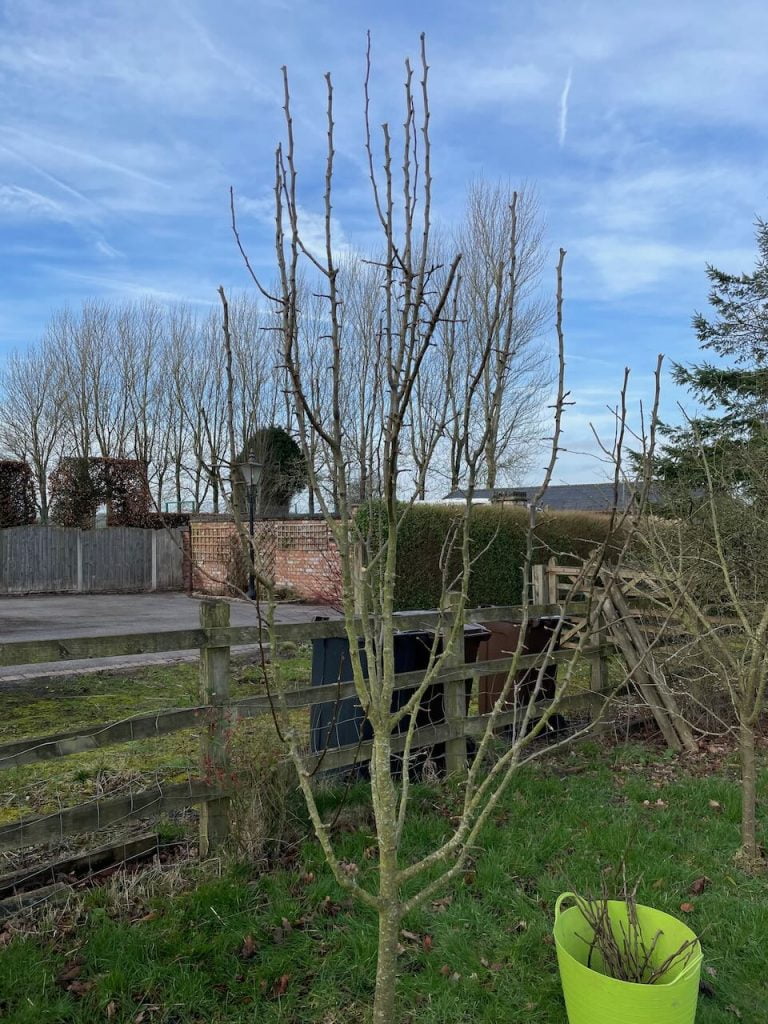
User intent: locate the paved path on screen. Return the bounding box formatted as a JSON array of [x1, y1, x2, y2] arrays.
[[0, 593, 335, 688]]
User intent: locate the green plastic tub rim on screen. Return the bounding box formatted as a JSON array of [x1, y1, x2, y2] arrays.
[[553, 891, 703, 1024]]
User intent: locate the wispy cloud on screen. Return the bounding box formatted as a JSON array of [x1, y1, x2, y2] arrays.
[[238, 195, 351, 261], [558, 67, 572, 146], [0, 184, 68, 220]]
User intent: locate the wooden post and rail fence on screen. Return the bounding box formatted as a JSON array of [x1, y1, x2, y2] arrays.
[[2, 567, 670, 875]]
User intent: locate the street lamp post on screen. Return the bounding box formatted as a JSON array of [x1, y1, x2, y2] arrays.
[[237, 454, 262, 601]]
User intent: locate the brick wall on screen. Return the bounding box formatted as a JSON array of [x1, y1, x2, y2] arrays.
[[189, 517, 341, 604], [189, 520, 235, 595]]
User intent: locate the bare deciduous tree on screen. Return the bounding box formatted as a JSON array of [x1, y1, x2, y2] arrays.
[[0, 336, 65, 520], [637, 431, 768, 868], [445, 181, 551, 492], [230, 36, 659, 1023]]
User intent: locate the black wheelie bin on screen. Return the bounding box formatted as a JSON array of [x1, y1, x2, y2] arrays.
[[310, 619, 490, 777]]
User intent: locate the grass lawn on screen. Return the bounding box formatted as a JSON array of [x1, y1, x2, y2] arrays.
[[0, 652, 311, 827], [1, 737, 765, 1023]]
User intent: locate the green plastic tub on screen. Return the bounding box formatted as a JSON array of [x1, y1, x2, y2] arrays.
[[553, 892, 702, 1024]]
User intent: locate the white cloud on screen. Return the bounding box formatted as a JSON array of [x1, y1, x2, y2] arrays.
[[238, 194, 350, 261], [48, 266, 218, 306], [436, 61, 550, 108], [95, 240, 122, 259], [558, 68, 572, 147], [0, 184, 68, 220]]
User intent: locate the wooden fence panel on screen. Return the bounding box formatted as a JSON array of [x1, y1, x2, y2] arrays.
[[81, 527, 151, 593], [154, 529, 184, 590], [0, 526, 184, 594], [0, 526, 79, 595]]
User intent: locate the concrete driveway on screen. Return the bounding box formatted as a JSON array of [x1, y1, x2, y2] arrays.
[[0, 593, 334, 687]]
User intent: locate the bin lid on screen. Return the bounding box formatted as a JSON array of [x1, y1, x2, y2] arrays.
[[389, 622, 492, 641], [464, 622, 492, 640]]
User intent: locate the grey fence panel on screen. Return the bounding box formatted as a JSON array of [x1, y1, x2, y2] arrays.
[[81, 528, 153, 593], [154, 529, 184, 590], [0, 526, 79, 595], [0, 526, 185, 594]]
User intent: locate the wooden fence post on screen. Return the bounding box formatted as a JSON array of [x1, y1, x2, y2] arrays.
[[531, 563, 547, 606], [443, 591, 467, 777], [151, 531, 158, 592], [589, 618, 609, 694], [76, 531, 83, 594], [199, 599, 232, 856]]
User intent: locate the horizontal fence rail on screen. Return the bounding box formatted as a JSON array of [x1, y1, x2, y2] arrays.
[[0, 646, 613, 771], [0, 780, 222, 852], [0, 602, 590, 668]]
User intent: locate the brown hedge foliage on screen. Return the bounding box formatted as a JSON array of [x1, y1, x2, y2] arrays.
[[49, 457, 161, 528], [0, 461, 37, 527]]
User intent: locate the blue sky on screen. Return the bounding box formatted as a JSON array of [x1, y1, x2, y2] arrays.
[[1, 0, 767, 482]]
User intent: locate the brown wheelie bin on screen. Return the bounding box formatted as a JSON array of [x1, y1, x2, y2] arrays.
[[476, 617, 563, 714]]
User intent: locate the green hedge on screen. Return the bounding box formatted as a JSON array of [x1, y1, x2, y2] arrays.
[[359, 502, 620, 611]]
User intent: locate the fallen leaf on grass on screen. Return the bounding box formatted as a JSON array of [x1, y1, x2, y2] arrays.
[[135, 911, 160, 925], [271, 974, 290, 998], [66, 979, 95, 998], [422, 935, 433, 953], [239, 935, 257, 960], [320, 896, 342, 917], [679, 902, 696, 913], [705, 965, 717, 977], [105, 1001, 118, 1019], [56, 960, 84, 986], [689, 876, 711, 895], [726, 1005, 743, 1019], [480, 956, 504, 972], [132, 1002, 160, 1022], [709, 800, 722, 811], [431, 896, 452, 912]]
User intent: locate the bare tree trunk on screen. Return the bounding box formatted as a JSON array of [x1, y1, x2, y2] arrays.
[[371, 732, 400, 1024], [740, 717, 758, 862], [373, 904, 400, 1024]]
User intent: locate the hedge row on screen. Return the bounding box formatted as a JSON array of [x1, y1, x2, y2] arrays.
[[0, 461, 36, 527], [360, 503, 620, 611]]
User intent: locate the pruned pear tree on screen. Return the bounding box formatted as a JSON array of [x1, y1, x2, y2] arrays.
[[228, 35, 660, 1023]]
